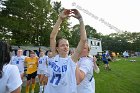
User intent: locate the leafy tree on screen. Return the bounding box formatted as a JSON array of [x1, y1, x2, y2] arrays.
[[0, 0, 71, 46], [69, 24, 100, 47], [101, 31, 140, 53]]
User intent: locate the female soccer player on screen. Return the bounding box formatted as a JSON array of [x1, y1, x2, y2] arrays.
[[0, 41, 22, 93], [37, 50, 48, 93], [10, 49, 26, 81], [44, 9, 87, 93], [25, 51, 38, 93], [77, 43, 100, 93]]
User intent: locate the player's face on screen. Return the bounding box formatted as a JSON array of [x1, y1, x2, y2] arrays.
[[30, 53, 35, 58], [47, 51, 53, 57], [40, 51, 44, 57], [80, 43, 89, 57], [70, 49, 74, 55], [17, 50, 23, 56], [57, 39, 69, 56]]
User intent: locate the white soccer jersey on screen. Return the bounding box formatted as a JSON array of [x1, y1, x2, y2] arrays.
[[0, 64, 22, 93], [77, 57, 95, 93], [10, 55, 26, 74], [44, 55, 77, 93], [37, 56, 48, 71]]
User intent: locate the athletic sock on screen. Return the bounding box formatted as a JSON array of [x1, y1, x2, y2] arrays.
[[31, 83, 36, 93], [39, 86, 43, 93], [31, 90, 34, 93], [26, 86, 29, 93]]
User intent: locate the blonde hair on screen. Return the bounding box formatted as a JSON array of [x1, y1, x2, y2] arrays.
[[85, 42, 91, 52]]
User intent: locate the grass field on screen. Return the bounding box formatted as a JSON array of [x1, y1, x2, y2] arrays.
[[95, 57, 140, 93], [21, 57, 140, 93]]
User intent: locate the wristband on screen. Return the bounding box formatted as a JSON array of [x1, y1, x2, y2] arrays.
[[78, 18, 83, 23]]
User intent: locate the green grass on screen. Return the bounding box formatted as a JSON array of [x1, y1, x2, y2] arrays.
[[21, 57, 140, 93], [95, 57, 140, 93], [21, 83, 40, 93]]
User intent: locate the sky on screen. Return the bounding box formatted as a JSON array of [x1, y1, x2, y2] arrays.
[[52, 0, 140, 35]]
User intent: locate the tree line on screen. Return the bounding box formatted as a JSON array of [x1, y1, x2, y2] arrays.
[[0, 0, 140, 53]]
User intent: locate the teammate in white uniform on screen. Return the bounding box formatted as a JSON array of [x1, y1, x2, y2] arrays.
[[44, 9, 87, 93], [10, 49, 26, 80], [0, 41, 22, 93], [77, 43, 100, 93], [37, 50, 48, 93]]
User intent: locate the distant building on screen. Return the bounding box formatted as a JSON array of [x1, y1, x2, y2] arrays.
[[11, 38, 102, 56], [87, 38, 102, 55]]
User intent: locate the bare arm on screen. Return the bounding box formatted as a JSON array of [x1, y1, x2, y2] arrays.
[[71, 9, 87, 62], [75, 66, 85, 85], [50, 9, 70, 57], [74, 20, 87, 84], [93, 56, 100, 73], [69, 9, 87, 84], [50, 17, 62, 57], [76, 57, 99, 84]]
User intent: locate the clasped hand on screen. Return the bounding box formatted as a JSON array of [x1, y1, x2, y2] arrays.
[[59, 9, 82, 20]]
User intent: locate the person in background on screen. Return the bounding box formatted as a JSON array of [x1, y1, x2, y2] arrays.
[[111, 52, 116, 61], [116, 52, 120, 58], [123, 51, 129, 58], [10, 49, 26, 81], [25, 51, 38, 93], [95, 53, 101, 66], [69, 48, 75, 56], [47, 50, 53, 58], [0, 41, 22, 93], [106, 50, 112, 61], [102, 51, 111, 71], [77, 43, 100, 93], [37, 50, 48, 93]]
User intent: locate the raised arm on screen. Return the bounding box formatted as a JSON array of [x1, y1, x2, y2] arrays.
[[71, 9, 87, 62], [50, 9, 70, 57], [70, 9, 87, 84]]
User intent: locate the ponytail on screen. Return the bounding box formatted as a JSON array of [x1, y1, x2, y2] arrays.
[[0, 41, 11, 78]]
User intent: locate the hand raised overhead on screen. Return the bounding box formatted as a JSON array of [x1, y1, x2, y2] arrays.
[[59, 9, 71, 20], [70, 9, 82, 20], [59, 9, 82, 21]]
